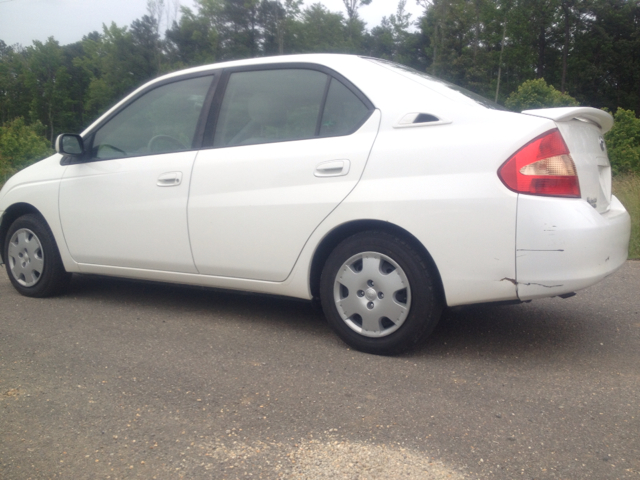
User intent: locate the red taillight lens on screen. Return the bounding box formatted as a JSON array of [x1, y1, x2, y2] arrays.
[[498, 129, 580, 197]]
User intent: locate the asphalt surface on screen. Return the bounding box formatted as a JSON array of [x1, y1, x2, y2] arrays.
[[1, 261, 639, 479]]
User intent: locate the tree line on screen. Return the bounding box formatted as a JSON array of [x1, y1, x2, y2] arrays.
[[0, 0, 639, 169]]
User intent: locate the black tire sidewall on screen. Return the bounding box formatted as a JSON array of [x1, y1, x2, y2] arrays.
[[320, 231, 442, 355], [4, 214, 69, 298]]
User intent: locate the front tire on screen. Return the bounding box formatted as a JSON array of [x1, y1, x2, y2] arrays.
[[320, 231, 442, 355], [4, 214, 71, 297]]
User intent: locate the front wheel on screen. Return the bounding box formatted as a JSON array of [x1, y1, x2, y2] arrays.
[[320, 231, 442, 355], [4, 214, 71, 297]]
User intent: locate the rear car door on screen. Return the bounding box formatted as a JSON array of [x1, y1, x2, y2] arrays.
[[188, 65, 380, 281]]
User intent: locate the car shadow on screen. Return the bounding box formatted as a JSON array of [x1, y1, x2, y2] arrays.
[[63, 274, 613, 361], [412, 297, 615, 362], [67, 273, 327, 328]]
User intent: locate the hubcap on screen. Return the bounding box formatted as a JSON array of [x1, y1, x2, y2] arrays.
[[333, 252, 411, 338], [7, 228, 44, 287]]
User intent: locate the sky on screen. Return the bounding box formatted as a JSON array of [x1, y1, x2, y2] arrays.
[[0, 0, 424, 48]]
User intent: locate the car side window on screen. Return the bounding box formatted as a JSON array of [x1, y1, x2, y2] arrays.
[[91, 75, 213, 160], [213, 69, 331, 147], [319, 78, 370, 137]]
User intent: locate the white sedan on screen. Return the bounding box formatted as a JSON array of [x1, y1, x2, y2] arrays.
[[0, 55, 631, 354]]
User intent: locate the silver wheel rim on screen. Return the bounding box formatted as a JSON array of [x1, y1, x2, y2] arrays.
[[333, 251, 411, 338], [7, 228, 44, 287]]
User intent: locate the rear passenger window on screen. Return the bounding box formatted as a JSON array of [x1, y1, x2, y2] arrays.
[[320, 78, 370, 137], [213, 69, 327, 147], [213, 68, 372, 148]]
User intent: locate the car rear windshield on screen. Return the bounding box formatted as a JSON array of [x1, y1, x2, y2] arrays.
[[364, 57, 506, 111]]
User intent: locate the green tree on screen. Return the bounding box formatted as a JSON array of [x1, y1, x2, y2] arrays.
[[165, 5, 219, 67], [259, 0, 303, 55], [420, 0, 507, 97], [605, 108, 640, 175], [342, 0, 373, 44], [505, 78, 579, 111], [291, 4, 350, 53], [569, 0, 640, 113], [0, 41, 14, 124], [76, 22, 161, 120], [0, 117, 52, 182], [0, 44, 34, 126], [131, 15, 162, 75], [217, 0, 263, 59], [59, 40, 93, 132], [368, 1, 423, 67], [177, 0, 262, 61], [22, 38, 74, 144]]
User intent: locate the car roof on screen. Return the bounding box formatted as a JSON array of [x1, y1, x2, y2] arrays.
[[157, 53, 368, 80]]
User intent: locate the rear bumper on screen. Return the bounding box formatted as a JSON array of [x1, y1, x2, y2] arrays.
[[516, 195, 630, 300]]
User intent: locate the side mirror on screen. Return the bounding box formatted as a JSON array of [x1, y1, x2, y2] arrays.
[[55, 134, 85, 156]]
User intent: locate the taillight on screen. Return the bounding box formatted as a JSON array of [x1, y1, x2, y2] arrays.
[[498, 129, 580, 197]]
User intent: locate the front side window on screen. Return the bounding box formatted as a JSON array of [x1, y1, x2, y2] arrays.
[[213, 68, 372, 148], [91, 75, 213, 160]]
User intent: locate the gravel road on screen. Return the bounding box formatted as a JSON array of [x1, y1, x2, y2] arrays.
[[1, 262, 639, 479]]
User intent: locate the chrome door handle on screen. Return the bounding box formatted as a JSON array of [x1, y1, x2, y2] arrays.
[[314, 160, 350, 177], [157, 172, 183, 186]]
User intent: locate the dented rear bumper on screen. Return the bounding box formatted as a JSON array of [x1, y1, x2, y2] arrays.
[[516, 195, 630, 301]]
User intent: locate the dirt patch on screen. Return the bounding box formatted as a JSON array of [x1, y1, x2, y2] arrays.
[[182, 437, 467, 479], [3, 387, 26, 398]]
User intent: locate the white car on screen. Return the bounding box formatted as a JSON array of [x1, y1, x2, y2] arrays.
[[0, 55, 631, 354]]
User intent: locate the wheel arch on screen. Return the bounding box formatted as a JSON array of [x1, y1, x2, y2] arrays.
[[0, 203, 43, 264], [309, 219, 445, 303]]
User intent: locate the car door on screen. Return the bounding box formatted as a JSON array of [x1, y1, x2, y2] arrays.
[[188, 66, 380, 281], [59, 74, 214, 273]]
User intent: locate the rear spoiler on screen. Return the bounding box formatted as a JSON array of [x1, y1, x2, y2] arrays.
[[522, 107, 614, 134]]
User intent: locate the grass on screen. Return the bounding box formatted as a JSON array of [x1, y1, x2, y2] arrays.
[[613, 174, 640, 259]]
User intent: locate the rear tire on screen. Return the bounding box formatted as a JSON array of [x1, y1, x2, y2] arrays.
[[320, 231, 442, 355], [4, 214, 71, 297]]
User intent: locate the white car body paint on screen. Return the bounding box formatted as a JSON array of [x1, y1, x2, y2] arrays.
[[0, 154, 69, 265], [59, 151, 198, 273], [0, 54, 631, 310], [515, 194, 630, 300], [188, 111, 380, 282]]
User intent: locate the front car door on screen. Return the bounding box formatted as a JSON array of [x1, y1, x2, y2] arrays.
[[188, 65, 380, 281], [59, 74, 215, 273]]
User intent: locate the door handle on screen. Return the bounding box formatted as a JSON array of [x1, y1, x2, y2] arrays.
[[314, 160, 350, 177], [157, 172, 183, 186]]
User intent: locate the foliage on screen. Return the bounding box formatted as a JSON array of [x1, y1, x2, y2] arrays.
[[293, 4, 350, 53], [367, 0, 425, 68], [75, 21, 162, 120], [0, 0, 639, 146], [0, 117, 52, 184], [505, 78, 579, 111], [569, 0, 640, 111], [605, 108, 640, 175], [613, 174, 640, 259], [165, 6, 219, 67]]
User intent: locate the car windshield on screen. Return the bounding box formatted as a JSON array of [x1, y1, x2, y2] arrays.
[[365, 57, 507, 111]]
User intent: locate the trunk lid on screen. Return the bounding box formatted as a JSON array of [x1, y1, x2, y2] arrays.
[[522, 107, 614, 213]]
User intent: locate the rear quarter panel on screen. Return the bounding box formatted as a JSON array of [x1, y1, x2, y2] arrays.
[[292, 106, 557, 306]]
